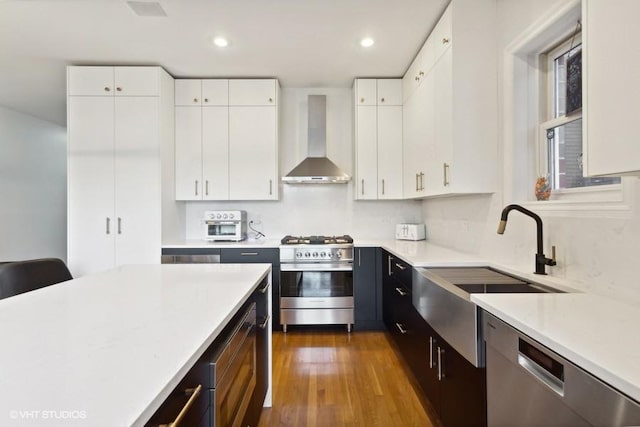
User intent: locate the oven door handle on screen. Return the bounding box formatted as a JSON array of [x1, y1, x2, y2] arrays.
[[280, 263, 353, 272]]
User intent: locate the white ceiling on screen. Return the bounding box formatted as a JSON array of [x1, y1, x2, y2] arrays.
[[0, 0, 449, 126]]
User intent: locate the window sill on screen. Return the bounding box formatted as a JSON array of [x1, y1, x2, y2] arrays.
[[517, 181, 634, 218]]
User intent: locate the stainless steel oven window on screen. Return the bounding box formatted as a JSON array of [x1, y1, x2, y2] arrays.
[[280, 271, 354, 298]]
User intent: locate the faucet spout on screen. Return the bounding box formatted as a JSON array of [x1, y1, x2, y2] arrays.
[[497, 204, 556, 275]]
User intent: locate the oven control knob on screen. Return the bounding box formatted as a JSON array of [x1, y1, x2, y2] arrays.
[[223, 214, 228, 219], [335, 251, 342, 259], [312, 252, 318, 257], [228, 213, 234, 219], [216, 214, 222, 219], [327, 252, 333, 258], [296, 252, 302, 258], [305, 252, 310, 258]]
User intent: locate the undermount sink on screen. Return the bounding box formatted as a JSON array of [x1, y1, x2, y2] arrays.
[[454, 282, 562, 294]]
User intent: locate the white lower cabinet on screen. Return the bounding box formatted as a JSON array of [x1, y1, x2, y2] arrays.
[[67, 66, 174, 277], [174, 78, 279, 200]]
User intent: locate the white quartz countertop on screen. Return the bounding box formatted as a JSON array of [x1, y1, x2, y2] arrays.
[[162, 238, 282, 248], [471, 293, 640, 403], [0, 263, 271, 427]]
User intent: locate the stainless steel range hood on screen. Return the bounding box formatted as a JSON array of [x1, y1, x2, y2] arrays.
[[282, 95, 351, 184]]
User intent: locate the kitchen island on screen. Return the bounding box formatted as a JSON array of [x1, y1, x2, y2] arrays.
[[0, 263, 271, 426]]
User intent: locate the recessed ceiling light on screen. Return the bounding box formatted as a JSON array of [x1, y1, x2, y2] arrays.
[[360, 38, 375, 48], [213, 37, 229, 47]]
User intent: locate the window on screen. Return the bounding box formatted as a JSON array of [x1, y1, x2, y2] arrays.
[[540, 33, 620, 191]]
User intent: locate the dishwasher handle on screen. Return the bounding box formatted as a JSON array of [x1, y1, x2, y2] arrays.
[[518, 338, 565, 396]]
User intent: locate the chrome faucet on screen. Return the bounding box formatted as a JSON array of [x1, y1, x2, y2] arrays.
[[497, 204, 556, 275]]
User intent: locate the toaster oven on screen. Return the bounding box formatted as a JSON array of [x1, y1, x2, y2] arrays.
[[204, 210, 247, 241]]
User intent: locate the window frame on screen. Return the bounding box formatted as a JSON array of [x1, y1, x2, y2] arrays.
[[502, 0, 631, 218]]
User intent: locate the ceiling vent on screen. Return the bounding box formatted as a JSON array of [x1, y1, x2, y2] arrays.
[[126, 1, 167, 17]]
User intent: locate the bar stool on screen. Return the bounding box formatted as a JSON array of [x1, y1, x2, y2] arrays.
[[0, 258, 72, 300]]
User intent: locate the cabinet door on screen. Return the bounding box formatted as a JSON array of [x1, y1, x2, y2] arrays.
[[355, 79, 377, 106], [439, 339, 486, 427], [67, 66, 114, 96], [354, 247, 377, 327], [202, 79, 228, 106], [377, 106, 403, 199], [229, 79, 277, 106], [433, 4, 452, 62], [202, 107, 229, 200], [114, 67, 159, 96], [67, 96, 115, 277], [381, 252, 395, 329], [114, 97, 161, 266], [377, 79, 402, 106], [422, 330, 443, 418], [432, 47, 453, 195], [175, 80, 202, 106], [175, 106, 203, 200], [355, 106, 378, 199], [584, 0, 640, 176], [403, 72, 431, 198], [229, 106, 277, 200]]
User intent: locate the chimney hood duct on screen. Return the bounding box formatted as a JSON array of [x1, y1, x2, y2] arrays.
[[282, 95, 351, 184]]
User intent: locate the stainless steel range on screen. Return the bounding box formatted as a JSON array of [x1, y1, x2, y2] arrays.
[[279, 235, 354, 332]]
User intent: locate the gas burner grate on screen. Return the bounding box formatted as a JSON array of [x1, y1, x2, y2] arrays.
[[281, 235, 353, 245]]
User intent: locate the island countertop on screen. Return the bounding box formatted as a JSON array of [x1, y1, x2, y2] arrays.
[[0, 263, 271, 426]]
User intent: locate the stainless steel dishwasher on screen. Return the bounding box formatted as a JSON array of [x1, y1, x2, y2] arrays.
[[483, 311, 640, 427]]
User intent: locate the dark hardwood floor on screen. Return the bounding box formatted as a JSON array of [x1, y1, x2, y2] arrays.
[[258, 330, 436, 427]]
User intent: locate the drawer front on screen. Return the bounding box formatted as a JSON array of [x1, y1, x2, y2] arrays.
[[220, 248, 278, 264], [145, 361, 209, 426], [391, 257, 412, 287]]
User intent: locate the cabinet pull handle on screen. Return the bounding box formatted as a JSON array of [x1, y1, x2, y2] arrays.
[[269, 179, 273, 195], [395, 262, 406, 271], [380, 97, 385, 103], [205, 180, 209, 196], [419, 71, 425, 77], [269, 97, 273, 103], [104, 87, 111, 92], [259, 315, 271, 330], [388, 256, 393, 276], [420, 172, 425, 191], [358, 249, 361, 267], [360, 97, 365, 103], [415, 173, 419, 191], [240, 252, 259, 256], [159, 384, 202, 427], [361, 179, 364, 195], [116, 87, 122, 92], [442, 37, 450, 44], [443, 163, 450, 186], [395, 323, 408, 334], [415, 76, 420, 81], [437, 347, 445, 381], [193, 97, 198, 103], [258, 282, 270, 294], [429, 337, 435, 368], [117, 217, 122, 234], [204, 98, 209, 103], [381, 179, 385, 195], [195, 180, 198, 196], [395, 287, 407, 296], [106, 217, 111, 234]]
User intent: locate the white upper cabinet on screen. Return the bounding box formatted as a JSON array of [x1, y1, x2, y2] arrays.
[[355, 79, 377, 106], [176, 79, 229, 106], [377, 79, 402, 106], [402, 34, 435, 102], [583, 0, 640, 176], [174, 78, 279, 201], [202, 80, 229, 106], [402, 0, 497, 198], [229, 79, 277, 106], [68, 66, 159, 96], [175, 80, 202, 106], [354, 78, 403, 200]]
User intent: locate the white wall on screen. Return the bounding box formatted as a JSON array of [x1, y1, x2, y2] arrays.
[[185, 87, 422, 240], [421, 0, 640, 304], [0, 106, 67, 261]]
